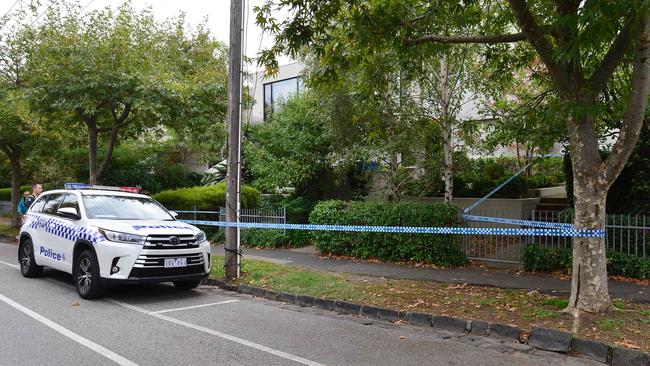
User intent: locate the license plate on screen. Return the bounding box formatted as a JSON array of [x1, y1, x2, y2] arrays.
[[164, 258, 187, 268]]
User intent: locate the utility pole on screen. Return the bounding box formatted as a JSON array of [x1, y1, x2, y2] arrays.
[[225, 0, 243, 280]]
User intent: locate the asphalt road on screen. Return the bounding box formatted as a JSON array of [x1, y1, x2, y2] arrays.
[[0, 242, 599, 366]]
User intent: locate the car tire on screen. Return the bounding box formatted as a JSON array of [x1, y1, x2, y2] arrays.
[[173, 279, 202, 290], [74, 249, 104, 299], [19, 239, 42, 277]]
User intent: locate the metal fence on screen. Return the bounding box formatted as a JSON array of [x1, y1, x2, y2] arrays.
[[528, 210, 649, 259], [173, 207, 287, 229], [461, 209, 530, 264], [0, 201, 12, 215], [462, 209, 649, 264]]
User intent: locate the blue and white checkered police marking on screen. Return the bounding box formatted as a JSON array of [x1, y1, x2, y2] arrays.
[[27, 214, 102, 243], [179, 220, 605, 237]]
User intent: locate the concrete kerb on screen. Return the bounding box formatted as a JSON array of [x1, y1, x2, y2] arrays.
[[201, 278, 647, 365]]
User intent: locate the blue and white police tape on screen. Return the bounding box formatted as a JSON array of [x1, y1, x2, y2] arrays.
[[180, 220, 605, 237], [462, 214, 574, 230]]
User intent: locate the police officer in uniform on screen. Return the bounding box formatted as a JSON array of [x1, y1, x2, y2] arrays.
[[25, 183, 43, 209]]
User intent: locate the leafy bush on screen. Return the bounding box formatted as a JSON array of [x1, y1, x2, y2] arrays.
[[309, 200, 467, 266], [523, 245, 572, 272], [152, 182, 261, 210], [0, 185, 32, 201], [607, 251, 650, 279], [241, 229, 311, 248], [0, 183, 61, 201], [260, 195, 317, 223], [523, 245, 650, 279], [101, 143, 203, 194]]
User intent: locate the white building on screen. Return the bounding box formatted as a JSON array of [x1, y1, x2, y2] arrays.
[[246, 62, 304, 124], [245, 62, 564, 159]]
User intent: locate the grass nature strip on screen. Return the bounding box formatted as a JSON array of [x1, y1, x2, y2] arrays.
[[0, 223, 19, 237], [210, 255, 650, 352]]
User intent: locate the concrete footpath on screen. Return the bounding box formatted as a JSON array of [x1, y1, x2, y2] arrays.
[[212, 245, 649, 303]]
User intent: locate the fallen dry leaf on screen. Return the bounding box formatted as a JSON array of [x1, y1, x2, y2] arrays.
[[72, 301, 80, 307], [399, 336, 407, 340], [615, 339, 640, 349]]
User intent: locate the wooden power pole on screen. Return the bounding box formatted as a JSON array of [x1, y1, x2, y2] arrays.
[[225, 0, 243, 280]]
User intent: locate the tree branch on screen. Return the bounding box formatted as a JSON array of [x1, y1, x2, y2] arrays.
[[602, 12, 650, 187], [588, 14, 638, 96], [405, 32, 528, 46], [508, 0, 575, 95]]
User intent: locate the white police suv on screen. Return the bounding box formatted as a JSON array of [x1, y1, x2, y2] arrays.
[[18, 183, 211, 299]]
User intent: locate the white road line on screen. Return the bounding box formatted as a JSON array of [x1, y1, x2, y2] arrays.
[[0, 293, 138, 366], [0, 260, 20, 269], [110, 299, 326, 366], [151, 299, 240, 314]]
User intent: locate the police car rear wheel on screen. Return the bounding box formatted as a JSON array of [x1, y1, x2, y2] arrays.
[[75, 250, 103, 299], [173, 279, 201, 290], [19, 239, 42, 277]]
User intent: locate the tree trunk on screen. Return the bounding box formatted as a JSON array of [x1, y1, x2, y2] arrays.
[[387, 151, 399, 202], [97, 125, 119, 183], [438, 53, 454, 203], [569, 180, 611, 312], [441, 119, 453, 203], [9, 149, 21, 229], [87, 120, 99, 185], [566, 114, 612, 313]]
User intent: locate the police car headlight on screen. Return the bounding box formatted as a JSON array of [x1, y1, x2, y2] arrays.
[[99, 228, 146, 245], [195, 230, 206, 243]]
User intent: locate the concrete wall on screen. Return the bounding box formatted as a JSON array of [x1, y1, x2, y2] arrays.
[[403, 196, 541, 220]]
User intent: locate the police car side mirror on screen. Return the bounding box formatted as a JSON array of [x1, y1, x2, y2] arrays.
[[169, 211, 179, 218], [58, 207, 81, 220]]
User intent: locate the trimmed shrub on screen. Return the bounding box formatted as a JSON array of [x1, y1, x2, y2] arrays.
[[241, 229, 311, 248], [0, 183, 60, 201], [152, 182, 261, 210], [0, 185, 32, 201], [607, 251, 650, 279], [309, 200, 468, 266], [260, 195, 317, 224], [523, 245, 650, 279], [523, 245, 572, 272]]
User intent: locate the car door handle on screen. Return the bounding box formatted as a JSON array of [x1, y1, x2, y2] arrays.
[[48, 223, 56, 229]]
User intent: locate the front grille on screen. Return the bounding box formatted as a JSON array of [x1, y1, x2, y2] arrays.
[[144, 234, 199, 249], [128, 265, 205, 278], [129, 252, 206, 278], [133, 253, 205, 268]]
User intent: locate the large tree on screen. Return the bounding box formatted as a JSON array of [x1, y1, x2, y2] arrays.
[[0, 9, 37, 228], [256, 0, 650, 314], [28, 2, 228, 184]]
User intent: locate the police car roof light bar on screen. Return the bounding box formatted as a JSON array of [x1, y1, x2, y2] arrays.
[[64, 183, 141, 193]]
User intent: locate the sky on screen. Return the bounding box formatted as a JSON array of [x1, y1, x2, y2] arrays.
[[0, 0, 292, 71]]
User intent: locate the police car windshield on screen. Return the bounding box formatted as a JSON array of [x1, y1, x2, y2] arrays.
[[82, 195, 174, 221]]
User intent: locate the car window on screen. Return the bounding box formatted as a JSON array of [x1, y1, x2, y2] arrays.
[[82, 195, 174, 220], [28, 195, 48, 213], [58, 193, 80, 217], [41, 194, 64, 215]]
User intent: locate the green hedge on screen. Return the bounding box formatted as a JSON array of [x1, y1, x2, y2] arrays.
[[241, 229, 311, 248], [523, 245, 650, 279], [152, 182, 261, 210], [309, 200, 468, 266], [208, 228, 311, 248], [0, 185, 32, 201]]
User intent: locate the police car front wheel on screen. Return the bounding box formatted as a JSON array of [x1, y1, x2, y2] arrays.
[[19, 239, 42, 277], [75, 250, 104, 299]]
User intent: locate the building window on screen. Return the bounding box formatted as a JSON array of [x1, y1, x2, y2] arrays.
[[263, 77, 302, 121]]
